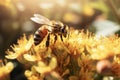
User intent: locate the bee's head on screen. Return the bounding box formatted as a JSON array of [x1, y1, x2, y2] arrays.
[[51, 21, 69, 37]]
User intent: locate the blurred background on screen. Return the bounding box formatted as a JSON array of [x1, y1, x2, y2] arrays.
[[0, 0, 120, 79]]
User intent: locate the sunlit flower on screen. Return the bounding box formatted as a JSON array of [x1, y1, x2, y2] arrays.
[[25, 70, 41, 80], [0, 60, 14, 80], [87, 36, 120, 60], [25, 57, 62, 80], [78, 54, 95, 80], [33, 57, 57, 74], [6, 34, 34, 66], [5, 29, 120, 79]]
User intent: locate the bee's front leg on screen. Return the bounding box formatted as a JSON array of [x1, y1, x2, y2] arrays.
[[54, 34, 57, 43], [60, 34, 63, 42]]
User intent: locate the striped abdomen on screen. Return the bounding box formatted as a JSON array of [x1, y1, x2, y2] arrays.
[[34, 27, 48, 45]]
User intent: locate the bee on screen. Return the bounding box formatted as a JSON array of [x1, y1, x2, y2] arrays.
[[31, 14, 69, 47]]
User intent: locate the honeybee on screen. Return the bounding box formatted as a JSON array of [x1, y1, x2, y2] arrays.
[[31, 14, 69, 47]]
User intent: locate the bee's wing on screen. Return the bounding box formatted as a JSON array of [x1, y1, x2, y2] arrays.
[[31, 14, 50, 25]]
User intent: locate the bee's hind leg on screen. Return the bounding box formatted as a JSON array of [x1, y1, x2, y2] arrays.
[[46, 33, 50, 47]]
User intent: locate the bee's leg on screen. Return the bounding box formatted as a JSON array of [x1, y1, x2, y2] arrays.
[[54, 34, 57, 43], [60, 34, 63, 42], [46, 33, 50, 47]]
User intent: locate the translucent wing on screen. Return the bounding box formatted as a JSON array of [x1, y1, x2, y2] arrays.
[[31, 14, 50, 25]]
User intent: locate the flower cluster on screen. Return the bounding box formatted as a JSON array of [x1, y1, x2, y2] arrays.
[[5, 29, 120, 80]]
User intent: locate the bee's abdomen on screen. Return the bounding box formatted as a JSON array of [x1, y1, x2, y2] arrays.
[[34, 28, 48, 45], [34, 30, 43, 45]]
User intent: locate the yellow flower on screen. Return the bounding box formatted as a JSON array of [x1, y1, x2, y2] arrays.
[[78, 54, 95, 80], [87, 36, 120, 60], [25, 70, 42, 80], [5, 29, 120, 79], [33, 57, 57, 74], [25, 57, 61, 80], [6, 34, 34, 66], [0, 60, 14, 80]]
